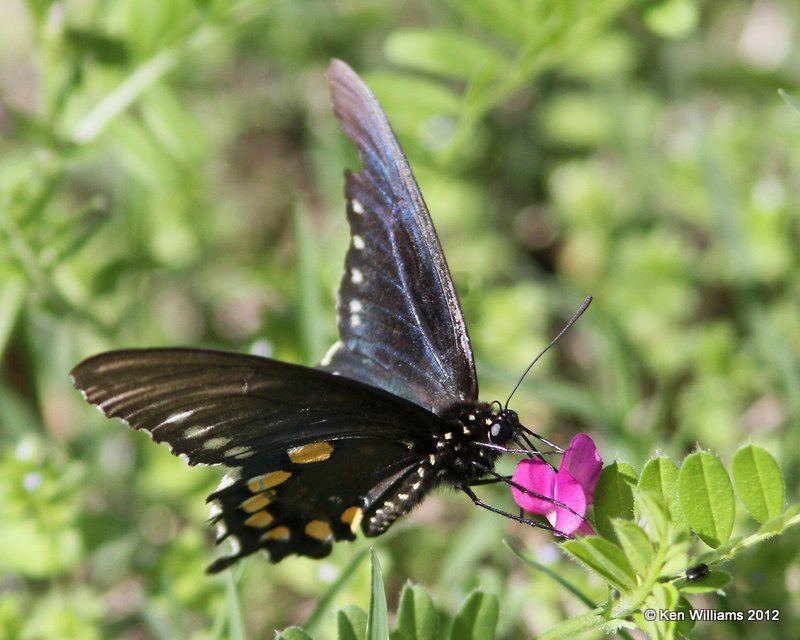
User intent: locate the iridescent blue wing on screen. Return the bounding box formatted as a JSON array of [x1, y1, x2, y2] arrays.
[[321, 59, 478, 414]]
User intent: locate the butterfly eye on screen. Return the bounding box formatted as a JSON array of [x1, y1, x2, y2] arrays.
[[487, 409, 519, 445]]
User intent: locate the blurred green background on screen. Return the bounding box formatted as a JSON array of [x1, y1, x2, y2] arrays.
[[1, 0, 798, 638]]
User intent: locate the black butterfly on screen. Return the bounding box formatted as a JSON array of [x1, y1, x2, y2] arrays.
[[72, 59, 556, 573]]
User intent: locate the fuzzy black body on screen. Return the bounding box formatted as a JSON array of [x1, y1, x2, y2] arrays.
[[71, 60, 525, 572]]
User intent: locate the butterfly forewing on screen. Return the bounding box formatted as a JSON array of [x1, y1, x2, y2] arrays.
[[72, 348, 442, 466], [322, 60, 477, 414]]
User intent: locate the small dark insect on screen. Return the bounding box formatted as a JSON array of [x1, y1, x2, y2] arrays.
[[72, 60, 580, 572], [685, 563, 710, 582]]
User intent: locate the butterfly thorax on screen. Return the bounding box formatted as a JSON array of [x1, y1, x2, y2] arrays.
[[431, 403, 518, 485]]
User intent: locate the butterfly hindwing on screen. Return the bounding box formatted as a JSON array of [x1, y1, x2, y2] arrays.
[[206, 438, 421, 571], [322, 60, 478, 414]]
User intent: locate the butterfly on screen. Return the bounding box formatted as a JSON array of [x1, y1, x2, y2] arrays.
[[72, 59, 561, 573]]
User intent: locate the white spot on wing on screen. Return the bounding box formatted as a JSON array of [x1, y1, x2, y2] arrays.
[[350, 315, 362, 328], [351, 198, 365, 214], [225, 446, 252, 458], [353, 235, 365, 250], [184, 425, 215, 438], [216, 468, 241, 491], [350, 268, 363, 285], [163, 409, 194, 425], [204, 436, 231, 450], [208, 499, 223, 518], [349, 299, 363, 313], [215, 521, 228, 539], [320, 341, 343, 367]]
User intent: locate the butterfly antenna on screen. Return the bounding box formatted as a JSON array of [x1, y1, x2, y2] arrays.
[[504, 295, 592, 409]]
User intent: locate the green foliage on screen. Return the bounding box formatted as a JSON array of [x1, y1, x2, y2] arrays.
[[274, 442, 799, 640], [2, 0, 799, 638], [448, 591, 499, 640], [278, 628, 316, 640], [732, 444, 785, 523], [280, 552, 499, 640], [366, 550, 389, 640], [593, 461, 636, 540], [392, 586, 437, 640], [548, 446, 799, 640], [273, 445, 797, 640], [678, 452, 735, 548]]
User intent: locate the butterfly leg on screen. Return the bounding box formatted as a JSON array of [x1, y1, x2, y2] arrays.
[[517, 425, 564, 453], [460, 485, 569, 534], [470, 462, 586, 523], [469, 475, 511, 487]]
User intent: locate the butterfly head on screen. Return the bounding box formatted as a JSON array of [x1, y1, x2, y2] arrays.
[[487, 408, 519, 446]]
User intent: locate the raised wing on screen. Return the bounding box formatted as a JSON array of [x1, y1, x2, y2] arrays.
[[71, 348, 441, 568], [322, 59, 478, 414]]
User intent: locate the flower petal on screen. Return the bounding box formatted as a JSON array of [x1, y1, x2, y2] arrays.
[[563, 433, 603, 503], [511, 458, 556, 514], [551, 467, 588, 535]]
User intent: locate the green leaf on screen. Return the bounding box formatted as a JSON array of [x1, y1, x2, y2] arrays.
[[224, 567, 246, 640], [385, 29, 505, 80], [638, 457, 685, 526], [367, 549, 389, 640], [673, 597, 696, 638], [611, 520, 654, 576], [448, 591, 499, 640], [394, 584, 437, 640], [338, 605, 367, 640], [367, 74, 462, 118], [634, 492, 673, 546], [644, 0, 699, 40], [561, 537, 636, 591], [594, 462, 638, 540], [732, 445, 785, 523], [636, 583, 679, 640], [679, 452, 735, 548], [755, 506, 799, 539], [361, 73, 462, 148], [276, 627, 315, 640]]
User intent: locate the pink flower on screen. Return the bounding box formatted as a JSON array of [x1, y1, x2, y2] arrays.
[[511, 433, 602, 536]]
